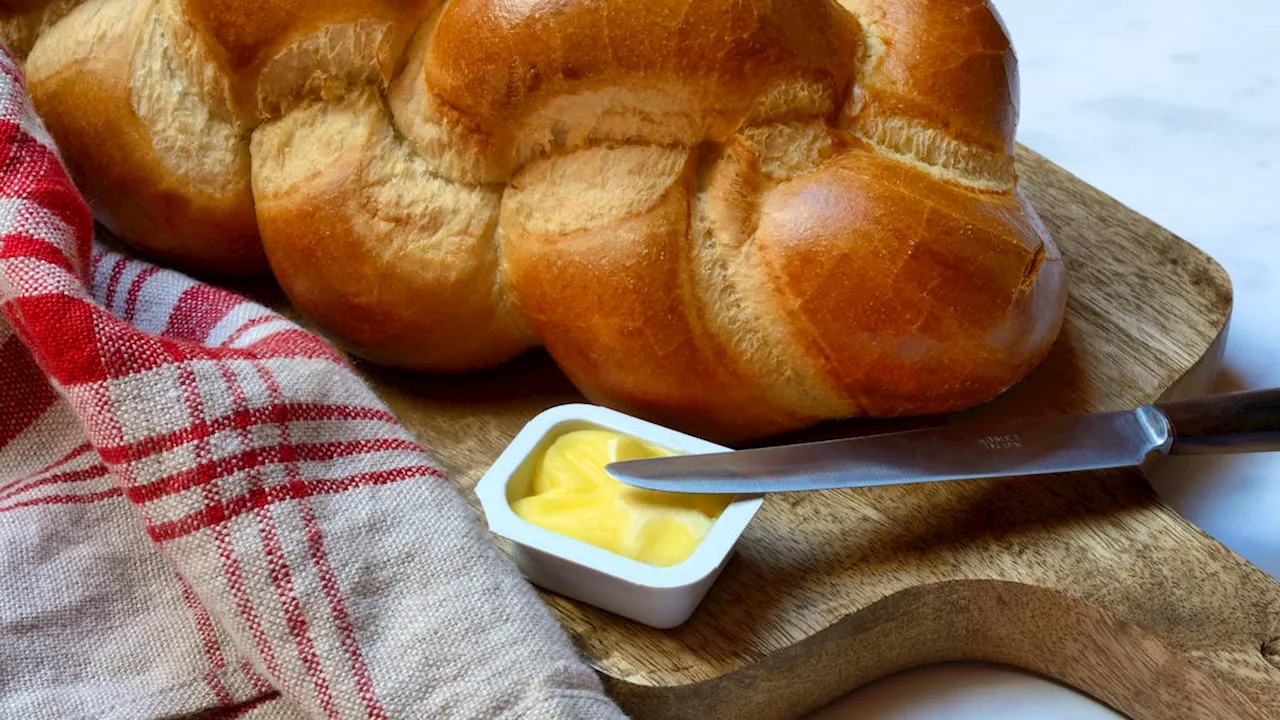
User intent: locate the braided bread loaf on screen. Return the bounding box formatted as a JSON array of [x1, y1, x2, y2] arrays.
[[2, 0, 1066, 441]]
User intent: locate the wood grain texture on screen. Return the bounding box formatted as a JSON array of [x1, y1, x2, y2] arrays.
[[232, 147, 1280, 719]]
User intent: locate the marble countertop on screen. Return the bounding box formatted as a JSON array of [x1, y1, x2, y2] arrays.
[[816, 0, 1280, 716]]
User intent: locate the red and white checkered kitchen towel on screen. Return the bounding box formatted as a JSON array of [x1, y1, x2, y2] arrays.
[[0, 47, 625, 719]]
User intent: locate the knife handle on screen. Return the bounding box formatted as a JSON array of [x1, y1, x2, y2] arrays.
[[1154, 388, 1280, 455]]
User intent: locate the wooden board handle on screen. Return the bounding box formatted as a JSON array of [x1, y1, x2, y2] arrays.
[[1156, 388, 1280, 455]]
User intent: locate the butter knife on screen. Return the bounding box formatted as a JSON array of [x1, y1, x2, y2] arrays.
[[605, 389, 1280, 494]]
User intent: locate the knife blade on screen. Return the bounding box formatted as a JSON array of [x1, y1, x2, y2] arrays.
[[604, 389, 1280, 494]]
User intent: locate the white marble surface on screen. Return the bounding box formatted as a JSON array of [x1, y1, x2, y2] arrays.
[[815, 0, 1280, 717]]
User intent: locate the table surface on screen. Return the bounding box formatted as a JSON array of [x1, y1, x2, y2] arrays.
[[813, 0, 1280, 717]]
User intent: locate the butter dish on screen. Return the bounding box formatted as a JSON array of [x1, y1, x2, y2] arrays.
[[475, 404, 764, 629]]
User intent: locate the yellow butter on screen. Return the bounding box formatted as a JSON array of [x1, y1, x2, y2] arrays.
[[511, 430, 732, 567]]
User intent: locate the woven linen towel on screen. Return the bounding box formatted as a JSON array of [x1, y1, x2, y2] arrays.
[[0, 44, 626, 720]]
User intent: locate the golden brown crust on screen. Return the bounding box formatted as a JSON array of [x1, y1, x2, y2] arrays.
[[177, 0, 438, 118], [15, 0, 1069, 441], [25, 0, 265, 275], [1, 0, 86, 60], [840, 0, 1019, 157], [501, 144, 824, 441], [753, 144, 1064, 418], [251, 89, 536, 371], [425, 0, 860, 138], [0, 0, 55, 13]]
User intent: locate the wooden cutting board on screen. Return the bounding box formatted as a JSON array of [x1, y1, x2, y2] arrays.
[[250, 148, 1280, 719]]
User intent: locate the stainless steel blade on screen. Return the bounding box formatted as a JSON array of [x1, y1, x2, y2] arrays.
[[605, 406, 1174, 494]]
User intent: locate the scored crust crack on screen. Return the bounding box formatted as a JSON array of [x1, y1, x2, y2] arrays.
[[0, 0, 1068, 442]]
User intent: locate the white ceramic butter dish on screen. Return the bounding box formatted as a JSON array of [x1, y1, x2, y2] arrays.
[[475, 403, 764, 629]]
